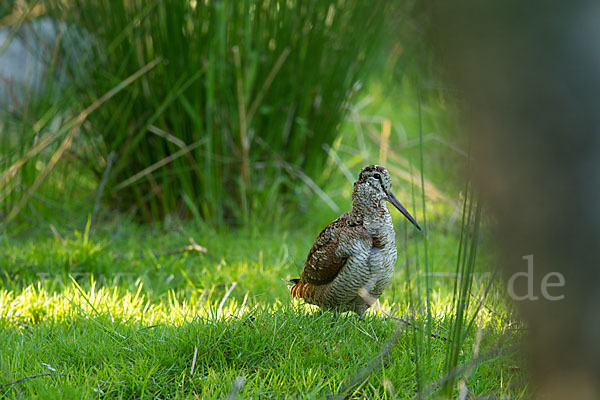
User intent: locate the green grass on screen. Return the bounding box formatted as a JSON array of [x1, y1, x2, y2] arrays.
[[0, 214, 527, 398], [0, 307, 523, 399], [0, 73, 528, 399], [0, 4, 529, 396], [0, 77, 528, 397], [1, 0, 394, 225]]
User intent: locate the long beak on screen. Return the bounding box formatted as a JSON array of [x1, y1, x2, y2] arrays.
[[387, 191, 422, 231]]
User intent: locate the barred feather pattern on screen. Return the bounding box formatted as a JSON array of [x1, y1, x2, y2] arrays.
[[290, 165, 402, 316]]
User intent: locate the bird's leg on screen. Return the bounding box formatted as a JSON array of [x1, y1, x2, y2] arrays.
[[359, 309, 367, 320]]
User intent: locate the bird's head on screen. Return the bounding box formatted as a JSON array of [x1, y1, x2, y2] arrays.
[[354, 165, 422, 231]]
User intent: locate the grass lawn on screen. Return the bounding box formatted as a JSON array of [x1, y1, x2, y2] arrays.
[[0, 214, 528, 398]]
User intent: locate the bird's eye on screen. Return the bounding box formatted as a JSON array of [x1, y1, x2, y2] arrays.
[[374, 173, 381, 180]]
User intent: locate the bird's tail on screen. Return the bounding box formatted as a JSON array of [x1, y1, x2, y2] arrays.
[[289, 278, 313, 300], [289, 278, 300, 297]]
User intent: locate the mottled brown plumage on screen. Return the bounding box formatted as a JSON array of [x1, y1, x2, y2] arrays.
[[290, 165, 421, 315]]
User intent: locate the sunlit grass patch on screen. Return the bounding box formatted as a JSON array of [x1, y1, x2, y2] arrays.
[[1, 278, 247, 326], [0, 291, 526, 399]]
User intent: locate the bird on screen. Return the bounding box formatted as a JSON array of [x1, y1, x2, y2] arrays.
[[290, 164, 421, 316]]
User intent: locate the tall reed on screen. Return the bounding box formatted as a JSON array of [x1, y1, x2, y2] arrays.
[[2, 0, 391, 225]]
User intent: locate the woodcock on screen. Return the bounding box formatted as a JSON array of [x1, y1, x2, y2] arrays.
[[290, 165, 421, 315]]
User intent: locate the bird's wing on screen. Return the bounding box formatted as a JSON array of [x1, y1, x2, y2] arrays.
[[300, 212, 371, 286]]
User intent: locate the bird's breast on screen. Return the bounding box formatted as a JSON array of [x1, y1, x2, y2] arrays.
[[367, 227, 396, 269]]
